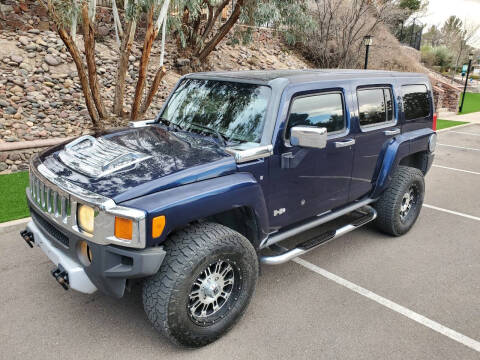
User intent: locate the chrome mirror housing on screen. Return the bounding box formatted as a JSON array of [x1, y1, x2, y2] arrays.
[[290, 126, 327, 149]]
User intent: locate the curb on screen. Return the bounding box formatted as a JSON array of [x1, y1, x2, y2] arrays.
[[437, 122, 476, 133], [0, 138, 73, 152], [0, 217, 31, 232]]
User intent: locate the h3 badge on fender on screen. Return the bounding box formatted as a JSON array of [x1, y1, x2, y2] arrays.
[[273, 208, 286, 216]]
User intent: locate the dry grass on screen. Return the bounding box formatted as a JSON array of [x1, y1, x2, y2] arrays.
[[365, 24, 425, 73]]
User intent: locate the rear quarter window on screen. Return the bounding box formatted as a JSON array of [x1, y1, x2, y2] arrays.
[[402, 84, 430, 120], [357, 88, 394, 127]]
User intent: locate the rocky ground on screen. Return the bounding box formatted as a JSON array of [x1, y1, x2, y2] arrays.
[[0, 26, 311, 173], [0, 28, 311, 143]]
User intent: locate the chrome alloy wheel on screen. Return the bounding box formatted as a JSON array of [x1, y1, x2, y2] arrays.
[[400, 185, 417, 222], [188, 260, 235, 320]]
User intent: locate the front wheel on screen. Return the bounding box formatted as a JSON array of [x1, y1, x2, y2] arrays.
[[142, 222, 258, 347], [374, 165, 425, 236]]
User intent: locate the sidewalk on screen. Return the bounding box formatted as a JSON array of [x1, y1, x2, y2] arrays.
[[438, 111, 480, 124]]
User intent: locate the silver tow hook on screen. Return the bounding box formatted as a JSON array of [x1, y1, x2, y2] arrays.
[[51, 265, 69, 290]]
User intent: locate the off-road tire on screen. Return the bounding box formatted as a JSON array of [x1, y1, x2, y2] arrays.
[[374, 165, 425, 236], [142, 222, 258, 347]]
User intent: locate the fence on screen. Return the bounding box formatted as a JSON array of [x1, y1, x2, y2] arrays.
[[97, 0, 112, 7], [396, 18, 424, 51]]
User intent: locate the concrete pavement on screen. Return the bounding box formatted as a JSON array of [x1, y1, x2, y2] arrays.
[[1, 125, 479, 359]]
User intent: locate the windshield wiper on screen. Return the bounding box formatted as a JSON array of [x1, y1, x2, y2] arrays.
[[188, 122, 228, 147], [158, 117, 183, 131]]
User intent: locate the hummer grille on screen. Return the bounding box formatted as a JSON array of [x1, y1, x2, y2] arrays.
[[30, 171, 71, 224]]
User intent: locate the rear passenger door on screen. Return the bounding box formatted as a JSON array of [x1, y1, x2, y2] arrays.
[[349, 86, 399, 201]]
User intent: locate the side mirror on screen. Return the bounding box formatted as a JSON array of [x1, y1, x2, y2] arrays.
[[290, 126, 327, 149]]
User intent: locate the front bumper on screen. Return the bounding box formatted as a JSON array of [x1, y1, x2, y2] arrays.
[[25, 198, 166, 298], [27, 220, 97, 293]]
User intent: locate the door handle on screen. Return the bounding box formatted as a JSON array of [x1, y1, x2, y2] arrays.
[[384, 128, 400, 136], [334, 139, 355, 148]]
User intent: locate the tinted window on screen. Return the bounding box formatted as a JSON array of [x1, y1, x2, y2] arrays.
[[286, 93, 345, 138], [357, 88, 394, 126], [161, 79, 270, 143], [403, 85, 430, 120]]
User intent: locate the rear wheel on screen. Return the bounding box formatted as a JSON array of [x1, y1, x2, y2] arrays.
[[374, 165, 425, 236], [142, 222, 258, 347]]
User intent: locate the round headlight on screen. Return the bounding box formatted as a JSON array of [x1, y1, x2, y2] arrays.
[[77, 204, 95, 234]]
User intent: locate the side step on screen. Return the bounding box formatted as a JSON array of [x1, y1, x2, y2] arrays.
[[260, 206, 377, 265]]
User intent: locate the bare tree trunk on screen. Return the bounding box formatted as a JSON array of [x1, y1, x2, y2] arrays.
[[194, 0, 229, 54], [197, 0, 244, 62], [130, 10, 158, 120], [81, 2, 108, 119], [113, 20, 136, 116], [39, 0, 102, 131], [141, 66, 166, 115], [57, 27, 103, 132]]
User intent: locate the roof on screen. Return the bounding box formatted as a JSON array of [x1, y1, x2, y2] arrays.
[[187, 69, 429, 84]]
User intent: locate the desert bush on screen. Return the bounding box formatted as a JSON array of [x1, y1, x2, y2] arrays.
[[286, 0, 404, 69], [421, 45, 435, 66]]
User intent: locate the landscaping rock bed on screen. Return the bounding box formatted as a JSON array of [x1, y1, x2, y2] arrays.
[[0, 23, 311, 173]]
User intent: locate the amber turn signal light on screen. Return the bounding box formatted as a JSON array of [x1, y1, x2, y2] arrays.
[[115, 217, 133, 240], [152, 215, 166, 238]]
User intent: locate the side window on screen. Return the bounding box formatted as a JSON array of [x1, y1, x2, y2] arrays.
[[402, 85, 430, 120], [286, 92, 345, 139], [357, 88, 394, 127]]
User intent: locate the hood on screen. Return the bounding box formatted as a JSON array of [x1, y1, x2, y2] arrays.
[[39, 125, 237, 203]]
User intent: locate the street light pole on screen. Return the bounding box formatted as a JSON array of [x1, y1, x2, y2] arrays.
[[363, 35, 373, 70], [459, 53, 474, 113]]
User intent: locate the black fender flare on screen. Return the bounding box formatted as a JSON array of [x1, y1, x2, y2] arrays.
[[371, 128, 434, 198]]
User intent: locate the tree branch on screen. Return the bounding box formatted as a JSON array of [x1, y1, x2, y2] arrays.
[[38, 0, 102, 131], [81, 1, 108, 119], [113, 19, 136, 116], [130, 9, 158, 120], [197, 0, 244, 62]]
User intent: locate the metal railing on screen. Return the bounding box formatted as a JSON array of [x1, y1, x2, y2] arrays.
[[396, 18, 424, 51]]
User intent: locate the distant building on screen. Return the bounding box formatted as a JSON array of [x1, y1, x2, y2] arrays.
[[473, 62, 480, 76]]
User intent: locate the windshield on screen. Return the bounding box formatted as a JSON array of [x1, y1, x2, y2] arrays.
[[160, 79, 271, 144]]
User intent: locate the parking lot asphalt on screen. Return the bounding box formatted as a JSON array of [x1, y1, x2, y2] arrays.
[[1, 125, 479, 360]]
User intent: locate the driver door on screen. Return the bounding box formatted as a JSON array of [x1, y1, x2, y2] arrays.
[[268, 89, 355, 230]]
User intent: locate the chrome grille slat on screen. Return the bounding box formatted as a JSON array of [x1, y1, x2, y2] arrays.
[[35, 178, 40, 203], [46, 188, 51, 212], [40, 182, 45, 208], [29, 171, 71, 225], [53, 191, 58, 216]]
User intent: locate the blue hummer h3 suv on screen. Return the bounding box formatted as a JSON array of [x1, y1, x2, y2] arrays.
[[20, 70, 437, 347]]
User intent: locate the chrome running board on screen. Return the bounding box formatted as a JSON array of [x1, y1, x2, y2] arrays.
[[260, 198, 375, 249], [260, 206, 377, 265]]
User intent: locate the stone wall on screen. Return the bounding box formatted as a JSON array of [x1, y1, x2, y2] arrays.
[[432, 79, 461, 113], [0, 147, 43, 173]]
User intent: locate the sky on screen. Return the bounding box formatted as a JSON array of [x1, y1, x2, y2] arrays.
[[421, 0, 480, 46]]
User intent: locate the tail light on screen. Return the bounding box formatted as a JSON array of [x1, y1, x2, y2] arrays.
[[432, 113, 437, 131]]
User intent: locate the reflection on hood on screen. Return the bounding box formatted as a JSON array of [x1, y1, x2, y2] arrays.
[[40, 125, 237, 202]]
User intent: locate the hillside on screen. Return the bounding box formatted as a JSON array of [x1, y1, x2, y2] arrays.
[[0, 27, 311, 147], [0, 1, 454, 174]]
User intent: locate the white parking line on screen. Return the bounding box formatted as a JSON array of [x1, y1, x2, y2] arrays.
[[423, 204, 480, 222], [437, 143, 480, 152], [293, 257, 480, 353], [432, 165, 480, 175], [449, 131, 480, 137]]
